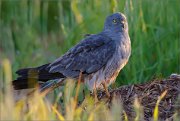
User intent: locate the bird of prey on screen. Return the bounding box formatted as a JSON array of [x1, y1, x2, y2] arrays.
[[13, 12, 131, 96]]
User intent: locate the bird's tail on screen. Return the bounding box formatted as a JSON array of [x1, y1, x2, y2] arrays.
[[12, 63, 64, 90]]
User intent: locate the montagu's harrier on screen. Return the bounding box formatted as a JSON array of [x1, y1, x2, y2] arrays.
[[13, 12, 131, 96]]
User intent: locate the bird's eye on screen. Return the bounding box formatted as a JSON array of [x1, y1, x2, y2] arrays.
[[112, 19, 117, 24]]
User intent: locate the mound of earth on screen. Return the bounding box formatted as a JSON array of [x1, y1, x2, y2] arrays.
[[98, 74, 180, 120]]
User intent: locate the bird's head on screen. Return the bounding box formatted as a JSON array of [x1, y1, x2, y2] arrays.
[[103, 12, 128, 33]]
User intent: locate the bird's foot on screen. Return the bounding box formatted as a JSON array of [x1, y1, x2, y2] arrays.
[[102, 82, 110, 98]]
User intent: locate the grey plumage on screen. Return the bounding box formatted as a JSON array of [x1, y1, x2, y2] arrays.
[[48, 34, 115, 77], [13, 12, 131, 91]]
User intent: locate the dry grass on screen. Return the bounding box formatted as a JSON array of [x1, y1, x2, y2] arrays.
[[1, 59, 180, 121], [98, 74, 180, 120]]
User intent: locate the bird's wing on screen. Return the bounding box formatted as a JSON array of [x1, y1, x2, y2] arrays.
[[48, 34, 116, 78]]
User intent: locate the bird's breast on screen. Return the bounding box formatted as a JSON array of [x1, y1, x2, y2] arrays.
[[84, 36, 131, 90], [104, 38, 131, 85]]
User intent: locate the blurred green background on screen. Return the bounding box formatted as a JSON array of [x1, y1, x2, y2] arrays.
[[0, 0, 180, 87]]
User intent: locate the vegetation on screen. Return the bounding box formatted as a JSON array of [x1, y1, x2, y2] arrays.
[[0, 0, 179, 85], [1, 59, 180, 120], [0, 0, 180, 120]]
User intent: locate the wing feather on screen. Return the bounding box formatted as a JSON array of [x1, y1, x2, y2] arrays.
[[48, 34, 116, 78]]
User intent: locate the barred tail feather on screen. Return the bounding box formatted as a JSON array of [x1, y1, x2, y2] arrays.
[[12, 63, 64, 90]]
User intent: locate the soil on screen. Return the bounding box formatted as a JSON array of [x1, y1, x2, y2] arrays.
[[98, 74, 180, 121]]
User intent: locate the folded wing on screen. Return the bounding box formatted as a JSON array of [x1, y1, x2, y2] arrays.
[[48, 34, 116, 78]]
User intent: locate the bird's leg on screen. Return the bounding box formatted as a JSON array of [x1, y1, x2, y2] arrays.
[[102, 82, 110, 98], [93, 82, 98, 103]]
